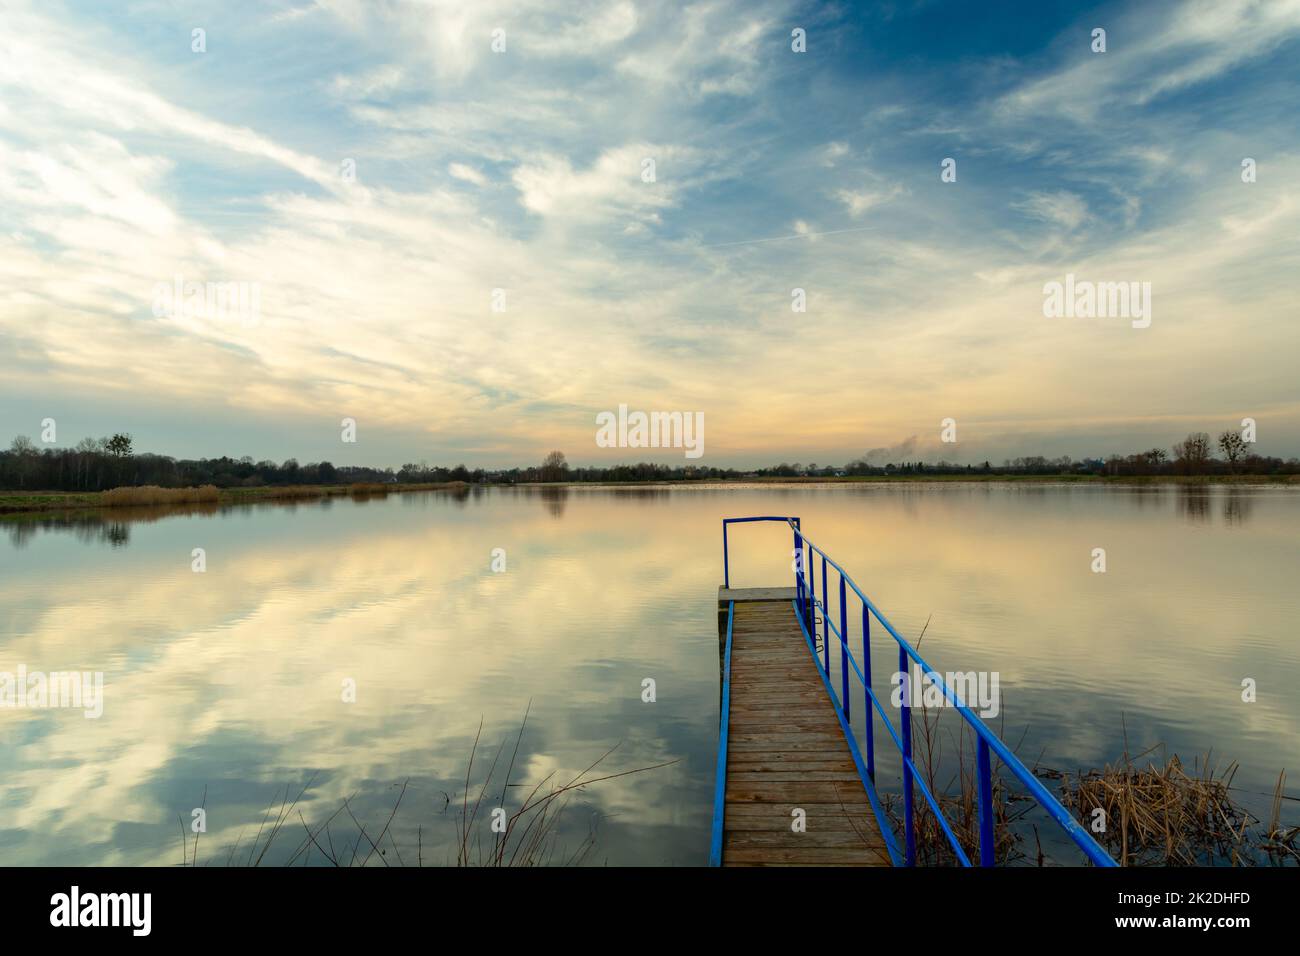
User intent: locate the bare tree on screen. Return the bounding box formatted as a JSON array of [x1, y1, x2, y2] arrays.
[[9, 436, 36, 489], [1171, 432, 1212, 475], [1218, 430, 1247, 475], [540, 450, 568, 482]]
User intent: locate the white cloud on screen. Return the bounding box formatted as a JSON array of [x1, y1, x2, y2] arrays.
[[822, 142, 849, 166], [448, 162, 488, 186], [510, 144, 698, 224], [998, 0, 1300, 122], [1011, 191, 1090, 231], [836, 184, 903, 218]]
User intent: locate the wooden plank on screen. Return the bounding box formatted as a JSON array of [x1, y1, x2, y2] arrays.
[[727, 759, 863, 772], [722, 805, 873, 830], [718, 586, 798, 603], [724, 830, 881, 848], [728, 737, 851, 752], [722, 847, 892, 865]]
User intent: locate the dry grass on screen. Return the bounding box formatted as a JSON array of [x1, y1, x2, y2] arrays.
[[347, 482, 390, 495], [100, 485, 219, 506], [1263, 770, 1300, 863], [882, 693, 1026, 866], [1053, 738, 1295, 866], [452, 705, 676, 867]]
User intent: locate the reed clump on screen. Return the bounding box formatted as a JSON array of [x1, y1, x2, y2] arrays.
[[100, 485, 219, 506], [1054, 746, 1291, 866], [347, 482, 390, 495], [1263, 770, 1300, 864]]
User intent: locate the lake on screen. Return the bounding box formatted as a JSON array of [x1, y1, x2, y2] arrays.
[[1, 483, 1297, 865]]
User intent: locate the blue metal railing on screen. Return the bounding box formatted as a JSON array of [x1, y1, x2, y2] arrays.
[[722, 515, 800, 588], [718, 515, 1116, 867], [709, 600, 735, 866]]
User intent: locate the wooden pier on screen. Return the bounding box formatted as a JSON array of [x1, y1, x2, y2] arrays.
[[715, 588, 891, 867]]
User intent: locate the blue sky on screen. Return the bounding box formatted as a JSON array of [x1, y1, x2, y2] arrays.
[[1, 0, 1298, 468]]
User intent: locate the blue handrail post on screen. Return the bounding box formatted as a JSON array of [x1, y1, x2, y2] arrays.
[[722, 522, 730, 589], [792, 526, 803, 610], [862, 602, 874, 781], [807, 550, 816, 636], [821, 555, 829, 675], [977, 737, 996, 867], [709, 601, 736, 866], [899, 644, 916, 866], [838, 576, 849, 724]]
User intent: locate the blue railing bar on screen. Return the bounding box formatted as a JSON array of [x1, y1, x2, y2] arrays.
[[708, 600, 736, 866], [793, 526, 805, 631], [900, 644, 916, 866], [820, 554, 829, 675], [862, 601, 875, 780], [722, 516, 800, 590], [977, 737, 995, 867], [722, 524, 729, 589], [839, 576, 850, 724], [807, 542, 816, 635], [788, 520, 1117, 867], [790, 600, 903, 866]]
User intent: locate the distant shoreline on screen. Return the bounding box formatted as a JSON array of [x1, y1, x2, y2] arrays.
[[2, 473, 1295, 515]]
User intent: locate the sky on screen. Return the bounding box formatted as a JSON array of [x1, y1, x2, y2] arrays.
[[1, 0, 1298, 469]]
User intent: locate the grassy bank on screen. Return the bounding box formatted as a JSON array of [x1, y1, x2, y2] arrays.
[[742, 473, 1299, 485], [2, 473, 1294, 515], [0, 481, 468, 514]]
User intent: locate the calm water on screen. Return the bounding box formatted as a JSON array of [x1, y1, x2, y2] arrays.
[[1, 484, 1297, 865]]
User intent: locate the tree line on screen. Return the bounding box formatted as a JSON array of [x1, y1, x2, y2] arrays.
[[1, 431, 1296, 493]]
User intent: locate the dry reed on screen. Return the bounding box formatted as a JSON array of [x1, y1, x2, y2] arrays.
[[347, 482, 390, 495], [100, 485, 219, 506], [1053, 737, 1288, 866]]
